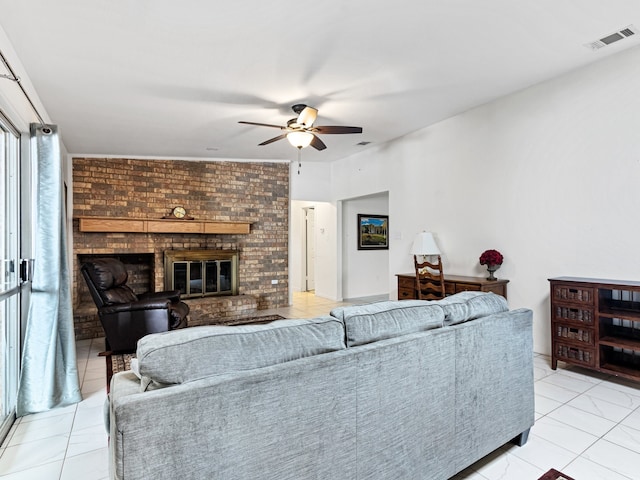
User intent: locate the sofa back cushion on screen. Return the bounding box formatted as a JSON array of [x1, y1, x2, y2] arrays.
[[437, 291, 509, 325], [330, 300, 444, 347], [137, 316, 346, 386]]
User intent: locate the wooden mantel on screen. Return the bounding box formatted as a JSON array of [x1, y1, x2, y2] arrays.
[[77, 216, 251, 235]]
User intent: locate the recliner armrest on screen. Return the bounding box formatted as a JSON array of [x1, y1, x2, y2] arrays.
[[100, 298, 172, 315], [139, 290, 181, 303]]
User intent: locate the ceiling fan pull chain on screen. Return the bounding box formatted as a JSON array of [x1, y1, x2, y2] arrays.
[[297, 147, 302, 175]]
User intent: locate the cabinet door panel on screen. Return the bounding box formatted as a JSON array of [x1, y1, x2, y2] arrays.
[[398, 288, 415, 300], [554, 341, 596, 367], [552, 305, 594, 326], [554, 323, 595, 346], [398, 277, 415, 290], [552, 284, 594, 305]]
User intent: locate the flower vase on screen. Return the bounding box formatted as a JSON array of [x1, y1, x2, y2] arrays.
[[486, 264, 500, 281]]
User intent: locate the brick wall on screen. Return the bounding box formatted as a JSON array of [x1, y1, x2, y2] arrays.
[[72, 157, 289, 339]]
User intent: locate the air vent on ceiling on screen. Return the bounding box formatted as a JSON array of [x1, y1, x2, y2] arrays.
[[585, 24, 637, 50]]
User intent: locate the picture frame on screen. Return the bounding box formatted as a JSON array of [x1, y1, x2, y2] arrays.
[[357, 214, 389, 250]]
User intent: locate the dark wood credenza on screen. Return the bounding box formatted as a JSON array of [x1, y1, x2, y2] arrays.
[[549, 276, 640, 382], [396, 273, 509, 300]]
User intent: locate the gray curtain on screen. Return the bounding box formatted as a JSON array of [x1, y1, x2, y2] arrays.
[[16, 124, 82, 416]]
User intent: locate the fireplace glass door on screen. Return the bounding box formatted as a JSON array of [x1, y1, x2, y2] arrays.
[[173, 260, 233, 298]]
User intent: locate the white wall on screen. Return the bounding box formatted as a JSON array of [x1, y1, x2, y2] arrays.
[[331, 44, 640, 354], [341, 193, 389, 299], [290, 161, 333, 202], [0, 25, 56, 132]]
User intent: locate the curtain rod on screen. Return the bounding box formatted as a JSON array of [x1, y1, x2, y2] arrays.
[[0, 47, 46, 125]]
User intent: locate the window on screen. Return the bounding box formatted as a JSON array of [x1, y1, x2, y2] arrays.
[[0, 111, 20, 441]]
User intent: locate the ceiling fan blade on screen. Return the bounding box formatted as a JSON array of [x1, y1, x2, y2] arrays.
[[297, 106, 318, 128], [313, 126, 363, 134], [239, 121, 285, 129], [258, 134, 287, 146], [310, 135, 327, 151]]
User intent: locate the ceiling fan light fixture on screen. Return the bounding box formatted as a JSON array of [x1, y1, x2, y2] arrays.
[[297, 106, 318, 128], [287, 131, 314, 148]]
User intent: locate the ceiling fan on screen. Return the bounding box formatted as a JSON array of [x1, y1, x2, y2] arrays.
[[239, 104, 363, 151]]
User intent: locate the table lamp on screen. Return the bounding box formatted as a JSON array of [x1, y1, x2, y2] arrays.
[[410, 231, 441, 264]]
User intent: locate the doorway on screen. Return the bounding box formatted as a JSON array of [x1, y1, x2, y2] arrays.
[[304, 207, 315, 292]]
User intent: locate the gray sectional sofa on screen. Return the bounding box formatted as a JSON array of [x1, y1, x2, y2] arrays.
[[107, 291, 534, 480]]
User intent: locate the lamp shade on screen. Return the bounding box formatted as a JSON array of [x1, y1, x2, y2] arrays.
[[411, 231, 441, 256], [287, 131, 314, 148]]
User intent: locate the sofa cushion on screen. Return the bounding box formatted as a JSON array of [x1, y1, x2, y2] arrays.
[[136, 316, 346, 387], [330, 300, 444, 347], [437, 291, 508, 325]]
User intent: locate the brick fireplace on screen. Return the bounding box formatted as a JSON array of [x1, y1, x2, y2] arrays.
[[72, 157, 289, 340]]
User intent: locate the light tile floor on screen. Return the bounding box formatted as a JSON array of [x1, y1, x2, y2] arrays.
[[1, 292, 639, 479]]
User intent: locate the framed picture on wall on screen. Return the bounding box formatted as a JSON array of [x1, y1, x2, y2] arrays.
[[357, 214, 389, 250]]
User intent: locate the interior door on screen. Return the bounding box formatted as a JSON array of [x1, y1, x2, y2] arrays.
[[0, 112, 21, 442], [305, 207, 315, 291]]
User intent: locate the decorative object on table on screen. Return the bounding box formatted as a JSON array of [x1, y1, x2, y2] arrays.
[[479, 249, 504, 280], [411, 231, 445, 299], [357, 214, 389, 250], [537, 468, 575, 480]]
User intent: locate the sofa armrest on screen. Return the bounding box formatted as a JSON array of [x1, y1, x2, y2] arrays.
[[452, 308, 534, 470]]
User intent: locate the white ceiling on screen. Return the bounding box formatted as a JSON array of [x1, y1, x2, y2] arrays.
[[1, 0, 640, 163]]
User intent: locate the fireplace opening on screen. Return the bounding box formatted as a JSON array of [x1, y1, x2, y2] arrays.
[[76, 253, 154, 304], [164, 250, 238, 298]]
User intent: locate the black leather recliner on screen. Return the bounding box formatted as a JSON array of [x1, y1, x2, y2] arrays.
[[81, 258, 189, 353]]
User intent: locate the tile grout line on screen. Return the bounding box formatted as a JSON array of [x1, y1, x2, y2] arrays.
[[57, 337, 97, 480]]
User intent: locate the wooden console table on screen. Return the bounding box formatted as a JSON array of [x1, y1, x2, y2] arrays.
[[396, 273, 509, 300], [549, 276, 640, 382]]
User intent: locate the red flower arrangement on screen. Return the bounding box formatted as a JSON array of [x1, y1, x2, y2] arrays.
[[479, 249, 503, 266]]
